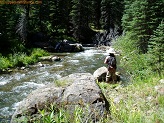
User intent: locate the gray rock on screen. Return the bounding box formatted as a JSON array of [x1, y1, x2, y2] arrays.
[[11, 84, 64, 123], [39, 55, 61, 62], [93, 67, 121, 83], [154, 85, 164, 95], [11, 73, 109, 123], [93, 66, 108, 82], [39, 55, 53, 61], [51, 56, 61, 61], [55, 40, 84, 52], [159, 79, 164, 84]]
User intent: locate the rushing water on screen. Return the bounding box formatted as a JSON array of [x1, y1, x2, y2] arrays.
[[0, 47, 125, 122]]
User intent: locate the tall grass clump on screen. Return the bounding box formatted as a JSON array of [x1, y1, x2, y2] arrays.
[[19, 103, 111, 123], [9, 52, 27, 67], [0, 54, 12, 69], [30, 48, 49, 59], [0, 48, 49, 71]]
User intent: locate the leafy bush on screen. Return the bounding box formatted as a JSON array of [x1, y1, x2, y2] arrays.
[[0, 48, 49, 70], [9, 52, 27, 67], [30, 48, 49, 59], [0, 56, 12, 69]]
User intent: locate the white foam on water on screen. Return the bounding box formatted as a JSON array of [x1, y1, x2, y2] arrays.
[[75, 49, 96, 57], [0, 81, 8, 86], [75, 49, 106, 58], [13, 73, 26, 80], [68, 60, 79, 63], [0, 107, 12, 116], [12, 101, 22, 110], [0, 73, 26, 86], [24, 82, 45, 87], [31, 71, 50, 78], [0, 76, 13, 86], [54, 64, 63, 67], [12, 82, 45, 93], [54, 74, 61, 79]]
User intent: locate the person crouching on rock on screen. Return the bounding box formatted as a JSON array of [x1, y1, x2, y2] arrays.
[[104, 48, 117, 83]]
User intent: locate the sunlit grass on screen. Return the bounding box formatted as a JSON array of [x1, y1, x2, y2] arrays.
[[0, 48, 49, 71], [54, 80, 69, 87], [98, 74, 164, 123]]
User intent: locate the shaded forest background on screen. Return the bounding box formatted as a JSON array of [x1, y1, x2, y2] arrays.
[[0, 0, 163, 61]]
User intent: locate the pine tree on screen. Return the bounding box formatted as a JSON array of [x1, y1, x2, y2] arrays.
[[16, 5, 29, 43], [148, 21, 164, 77], [70, 0, 94, 43], [100, 0, 123, 30], [122, 0, 164, 53], [92, 0, 102, 29], [0, 5, 19, 52]]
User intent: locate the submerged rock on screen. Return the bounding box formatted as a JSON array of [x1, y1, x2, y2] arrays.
[[11, 73, 110, 123]]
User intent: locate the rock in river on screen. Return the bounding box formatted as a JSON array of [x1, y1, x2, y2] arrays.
[[11, 73, 110, 123]]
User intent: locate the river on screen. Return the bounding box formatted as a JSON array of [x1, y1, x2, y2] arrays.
[[0, 47, 126, 122]]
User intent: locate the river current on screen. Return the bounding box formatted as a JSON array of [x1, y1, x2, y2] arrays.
[[0, 47, 124, 122]]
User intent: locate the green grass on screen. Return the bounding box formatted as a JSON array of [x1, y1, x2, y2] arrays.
[[98, 74, 164, 123], [0, 48, 49, 71], [110, 33, 164, 122]]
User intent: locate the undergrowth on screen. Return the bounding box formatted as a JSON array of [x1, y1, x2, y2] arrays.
[[98, 74, 164, 123], [0, 48, 49, 71]]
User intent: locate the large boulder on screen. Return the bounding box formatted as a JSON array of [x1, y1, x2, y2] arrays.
[[93, 66, 108, 82], [55, 39, 84, 52], [11, 73, 109, 123], [93, 67, 121, 82]]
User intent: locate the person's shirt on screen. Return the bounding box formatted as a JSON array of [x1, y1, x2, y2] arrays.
[[104, 56, 110, 64], [104, 54, 117, 69]]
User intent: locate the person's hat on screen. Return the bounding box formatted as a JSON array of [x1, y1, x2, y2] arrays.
[[106, 48, 116, 54]]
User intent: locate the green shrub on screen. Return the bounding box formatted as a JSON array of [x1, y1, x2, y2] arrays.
[[0, 48, 49, 70], [22, 56, 36, 65], [0, 56, 12, 69], [9, 52, 27, 67], [30, 48, 49, 59]]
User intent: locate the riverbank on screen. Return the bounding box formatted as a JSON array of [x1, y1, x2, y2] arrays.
[[0, 48, 49, 74], [10, 73, 163, 123], [98, 76, 164, 123]]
